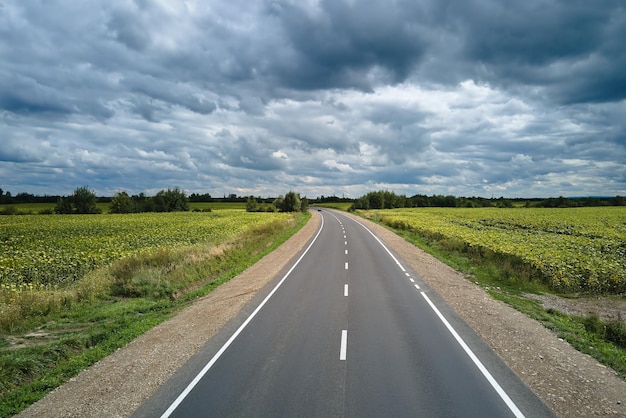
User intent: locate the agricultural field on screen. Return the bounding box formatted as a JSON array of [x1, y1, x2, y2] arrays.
[[0, 210, 291, 289], [366, 207, 626, 294]]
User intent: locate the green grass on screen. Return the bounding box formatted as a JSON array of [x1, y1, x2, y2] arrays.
[[0, 203, 57, 215], [189, 201, 246, 211], [359, 212, 626, 380], [0, 212, 309, 416], [314, 202, 353, 211]]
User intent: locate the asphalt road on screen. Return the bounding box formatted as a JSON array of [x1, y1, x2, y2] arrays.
[[135, 209, 554, 417]]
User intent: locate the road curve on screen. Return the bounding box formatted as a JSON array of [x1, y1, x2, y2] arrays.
[[134, 209, 554, 418]]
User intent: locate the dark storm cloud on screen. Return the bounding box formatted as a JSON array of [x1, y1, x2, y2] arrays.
[[266, 0, 430, 90], [0, 0, 624, 198], [443, 0, 626, 105]]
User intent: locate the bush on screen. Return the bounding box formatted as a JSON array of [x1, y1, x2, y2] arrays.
[[274, 191, 303, 212], [246, 196, 260, 212], [73, 186, 101, 214], [55, 186, 101, 214], [154, 188, 189, 212], [109, 192, 136, 214], [583, 313, 626, 348], [0, 206, 18, 216]]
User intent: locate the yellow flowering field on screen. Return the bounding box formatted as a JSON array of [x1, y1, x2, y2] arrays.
[[0, 210, 292, 288], [371, 207, 626, 293]]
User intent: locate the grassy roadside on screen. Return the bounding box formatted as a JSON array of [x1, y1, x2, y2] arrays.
[[357, 212, 626, 380], [0, 212, 310, 417]]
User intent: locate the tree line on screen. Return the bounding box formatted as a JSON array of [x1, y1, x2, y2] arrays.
[[53, 186, 191, 214], [349, 191, 626, 210], [0, 186, 309, 215], [246, 191, 309, 213], [2, 186, 623, 213]]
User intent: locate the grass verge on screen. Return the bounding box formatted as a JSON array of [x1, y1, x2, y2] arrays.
[[363, 214, 626, 380], [0, 212, 309, 417]]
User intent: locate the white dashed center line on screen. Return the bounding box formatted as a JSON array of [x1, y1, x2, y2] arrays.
[[340, 330, 347, 360], [344, 284, 349, 296]]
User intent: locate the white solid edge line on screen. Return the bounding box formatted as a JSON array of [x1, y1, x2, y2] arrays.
[[348, 217, 406, 272], [420, 292, 525, 418], [343, 212, 524, 418], [160, 212, 326, 418], [340, 330, 348, 360]]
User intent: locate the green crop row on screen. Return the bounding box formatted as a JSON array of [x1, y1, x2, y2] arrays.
[[370, 207, 626, 293]]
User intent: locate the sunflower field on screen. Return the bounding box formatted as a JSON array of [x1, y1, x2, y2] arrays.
[[0, 210, 292, 288], [371, 207, 626, 293]]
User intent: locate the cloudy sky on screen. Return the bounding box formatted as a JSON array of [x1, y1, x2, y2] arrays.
[[1, 0, 625, 198]]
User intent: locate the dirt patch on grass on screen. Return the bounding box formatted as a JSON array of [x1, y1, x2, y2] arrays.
[[526, 293, 626, 322]]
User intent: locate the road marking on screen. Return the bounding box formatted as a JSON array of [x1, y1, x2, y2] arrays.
[[345, 249, 348, 255], [349, 218, 406, 272], [345, 241, 347, 245], [344, 284, 348, 296], [414, 284, 421, 290], [342, 213, 525, 418], [345, 262, 349, 270], [340, 330, 348, 360], [344, 234, 347, 239], [410, 278, 415, 283], [421, 292, 525, 418], [159, 212, 326, 418]]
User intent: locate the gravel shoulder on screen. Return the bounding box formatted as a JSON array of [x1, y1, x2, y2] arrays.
[[18, 211, 626, 417]]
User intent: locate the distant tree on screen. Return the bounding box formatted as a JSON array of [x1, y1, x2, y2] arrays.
[[246, 196, 260, 212], [189, 192, 212, 202], [351, 196, 370, 210], [54, 197, 74, 214], [72, 186, 101, 214], [109, 191, 136, 213], [54, 186, 101, 214], [135, 194, 156, 212], [272, 191, 304, 212], [300, 196, 309, 212], [155, 187, 189, 212], [282, 191, 301, 212], [610, 195, 625, 206], [273, 195, 284, 212]]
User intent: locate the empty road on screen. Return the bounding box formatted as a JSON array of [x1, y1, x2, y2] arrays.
[[135, 209, 553, 417]]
